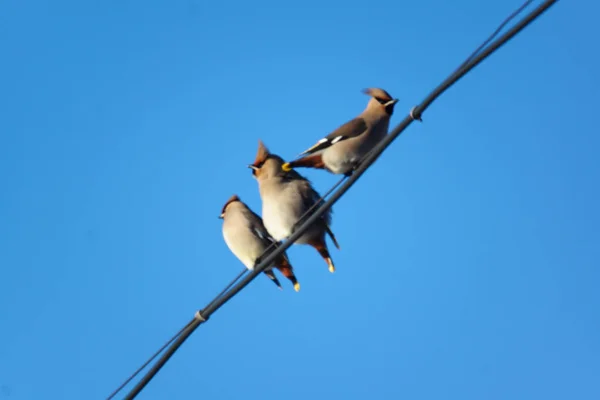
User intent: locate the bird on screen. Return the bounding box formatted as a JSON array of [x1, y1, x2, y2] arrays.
[[282, 87, 398, 176], [220, 194, 300, 292], [249, 140, 340, 273]]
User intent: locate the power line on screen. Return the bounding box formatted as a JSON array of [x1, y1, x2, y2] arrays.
[[108, 1, 558, 398], [291, 174, 347, 230], [457, 0, 535, 72], [118, 1, 558, 397], [105, 267, 249, 400], [106, 175, 348, 399], [206, 176, 347, 308], [105, 321, 193, 400], [208, 175, 347, 307]]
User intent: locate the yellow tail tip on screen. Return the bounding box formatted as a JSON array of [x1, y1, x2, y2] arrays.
[[294, 282, 300, 292], [282, 163, 292, 172], [325, 257, 336, 271]]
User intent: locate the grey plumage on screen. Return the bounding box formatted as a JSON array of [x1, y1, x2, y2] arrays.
[[249, 141, 340, 273], [282, 87, 398, 175], [220, 194, 299, 291]]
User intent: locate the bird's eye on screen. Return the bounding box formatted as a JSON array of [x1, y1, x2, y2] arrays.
[[250, 161, 264, 176]]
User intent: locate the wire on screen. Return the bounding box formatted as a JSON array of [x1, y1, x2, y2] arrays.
[[203, 268, 247, 309], [106, 164, 347, 399], [456, 0, 535, 73], [109, 1, 558, 398], [105, 320, 193, 400], [204, 174, 348, 307], [292, 174, 347, 230], [236, 0, 536, 274], [207, 175, 347, 308]]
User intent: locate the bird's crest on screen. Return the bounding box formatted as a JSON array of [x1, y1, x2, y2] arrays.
[[221, 194, 241, 216], [252, 139, 271, 167], [361, 87, 394, 102]]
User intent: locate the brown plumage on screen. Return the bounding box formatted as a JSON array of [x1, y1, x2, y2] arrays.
[[220, 193, 300, 291], [249, 140, 340, 273], [220, 194, 241, 216], [282, 87, 398, 175]]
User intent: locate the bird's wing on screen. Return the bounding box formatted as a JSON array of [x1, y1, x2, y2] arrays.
[[246, 208, 281, 248], [298, 117, 368, 156], [297, 179, 332, 227], [248, 209, 292, 263]]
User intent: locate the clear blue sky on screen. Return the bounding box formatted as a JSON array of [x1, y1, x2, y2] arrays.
[[1, 1, 598, 399]]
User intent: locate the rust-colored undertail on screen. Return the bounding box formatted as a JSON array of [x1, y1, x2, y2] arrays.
[[308, 238, 336, 273], [276, 257, 300, 292]]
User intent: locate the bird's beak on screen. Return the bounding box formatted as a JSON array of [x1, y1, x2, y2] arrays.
[[218, 213, 224, 219], [384, 98, 399, 106], [248, 164, 258, 171]]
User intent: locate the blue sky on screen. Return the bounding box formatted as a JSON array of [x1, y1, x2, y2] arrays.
[[0, 0, 598, 399]]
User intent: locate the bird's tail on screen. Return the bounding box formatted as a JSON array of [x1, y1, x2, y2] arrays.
[[309, 238, 336, 273], [263, 269, 283, 290], [325, 224, 340, 250], [275, 257, 300, 292]]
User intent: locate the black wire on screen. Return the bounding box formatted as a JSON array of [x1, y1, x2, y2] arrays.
[[107, 167, 346, 399], [456, 0, 533, 71], [117, 1, 558, 398], [207, 175, 347, 309], [204, 174, 347, 308], [456, 0, 535, 73], [105, 268, 249, 400], [105, 321, 193, 400], [203, 268, 247, 310], [292, 175, 347, 230]]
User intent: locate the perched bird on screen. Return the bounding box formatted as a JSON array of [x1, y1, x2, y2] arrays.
[[249, 140, 340, 273], [282, 87, 398, 175], [220, 194, 300, 292]]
